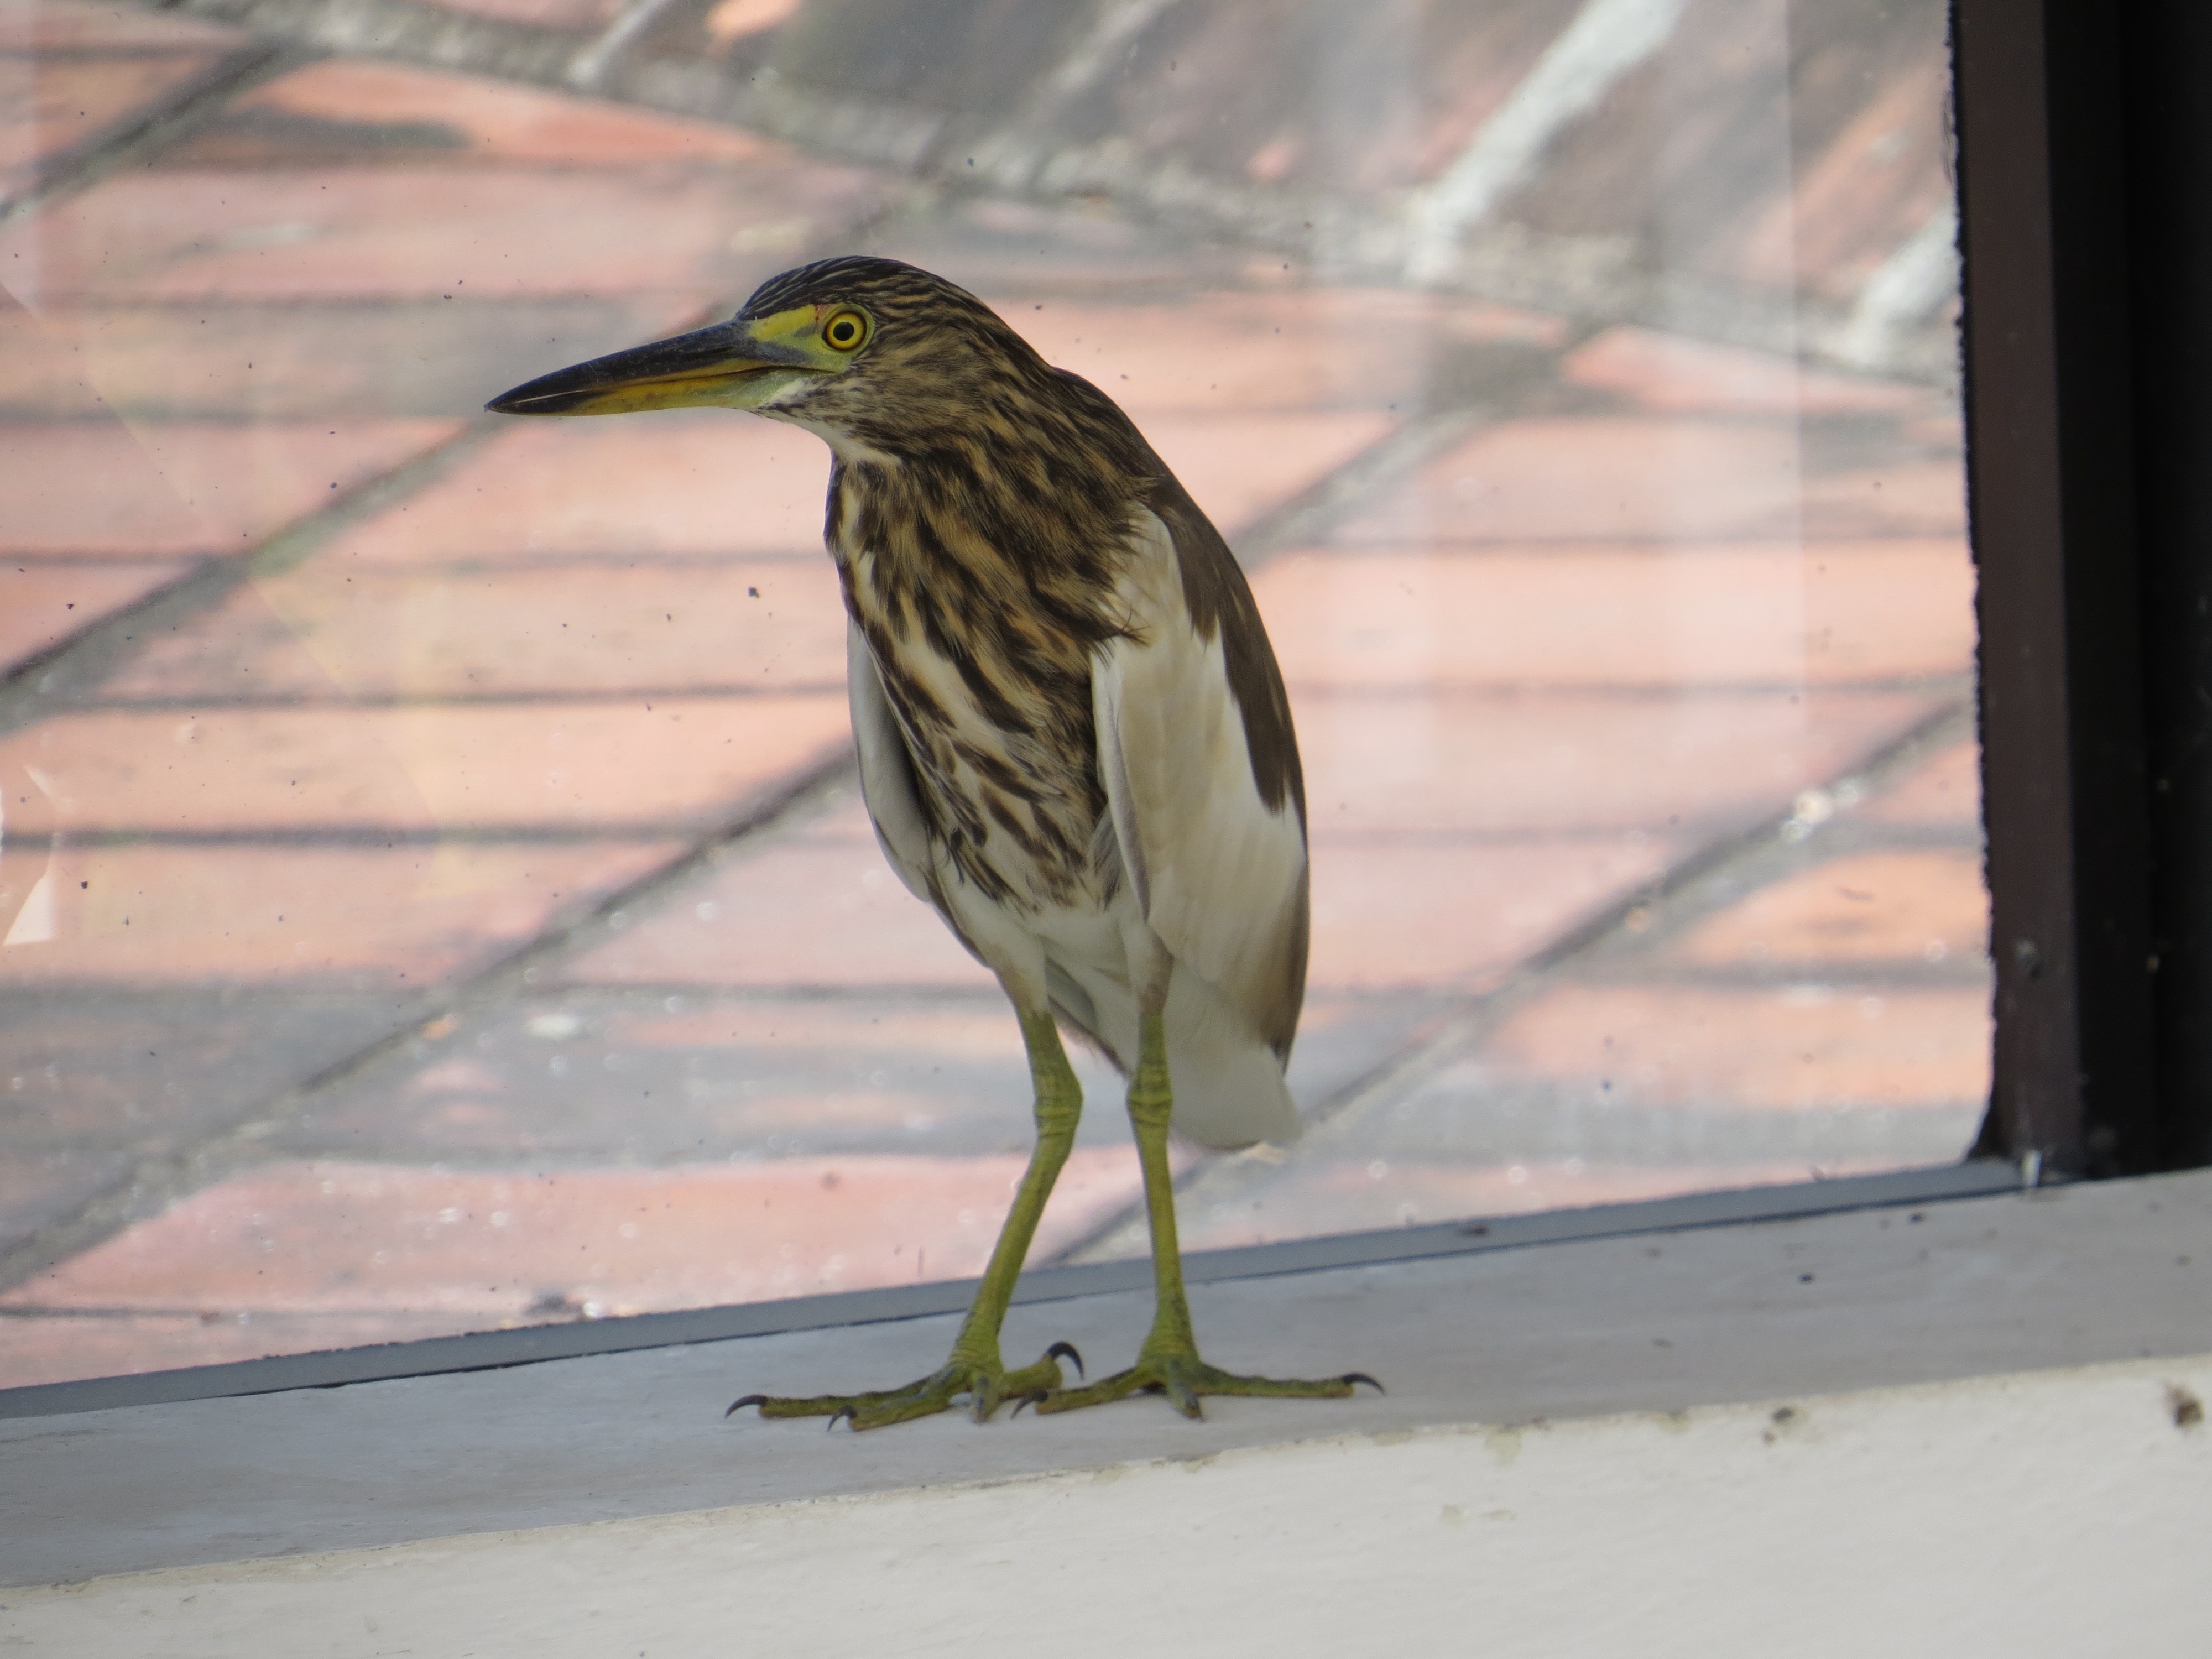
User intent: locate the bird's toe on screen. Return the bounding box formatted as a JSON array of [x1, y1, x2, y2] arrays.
[[1030, 1350, 1378, 1417], [727, 1343, 1087, 1430]]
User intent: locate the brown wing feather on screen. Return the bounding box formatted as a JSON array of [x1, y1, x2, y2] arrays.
[[1142, 473, 1307, 830]]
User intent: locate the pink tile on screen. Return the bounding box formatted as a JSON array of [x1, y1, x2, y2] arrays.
[[3, 0, 246, 51], [431, 0, 623, 25], [415, 694, 840, 829], [96, 576, 358, 700], [1483, 983, 1992, 1111], [1170, 1157, 1909, 1254], [559, 838, 993, 990], [0, 840, 678, 984], [1256, 540, 1975, 691], [1296, 688, 1938, 836], [0, 752, 57, 941], [1143, 410, 1394, 536], [609, 995, 1011, 1056], [7, 292, 708, 418], [1007, 287, 1565, 416], [208, 57, 779, 168], [568, 807, 1670, 997], [0, 49, 232, 196], [1856, 739, 1982, 829], [1562, 327, 1927, 415], [321, 413, 832, 564], [1801, 460, 1966, 537], [1307, 837, 1675, 992], [1762, 53, 1955, 303], [766, 789, 874, 843], [108, 557, 848, 700], [0, 419, 458, 555], [1903, 410, 1965, 451], [329, 995, 1041, 1159], [1335, 416, 1807, 544], [0, 1310, 499, 1390], [693, 0, 805, 50], [3, 695, 848, 833], [0, 291, 114, 416], [0, 559, 192, 674], [0, 1147, 127, 1249], [1, 165, 887, 305], [3, 1153, 1147, 1317], [1670, 850, 1990, 969]]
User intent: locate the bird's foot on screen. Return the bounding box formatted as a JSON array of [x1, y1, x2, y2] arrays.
[[728, 1342, 1082, 1430], [1022, 1345, 1380, 1421]]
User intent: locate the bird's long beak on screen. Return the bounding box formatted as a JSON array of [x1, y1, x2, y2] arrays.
[[485, 313, 827, 416]]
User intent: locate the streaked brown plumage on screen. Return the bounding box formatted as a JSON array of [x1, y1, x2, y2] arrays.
[[489, 255, 1371, 1426]]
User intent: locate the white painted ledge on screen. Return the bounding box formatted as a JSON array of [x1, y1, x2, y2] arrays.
[[4, 1170, 2210, 1657]]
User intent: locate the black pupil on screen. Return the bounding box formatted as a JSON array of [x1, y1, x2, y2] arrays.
[[831, 317, 856, 344]]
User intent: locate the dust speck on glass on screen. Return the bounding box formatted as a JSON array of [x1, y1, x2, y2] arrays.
[[0, 0, 1981, 1387]]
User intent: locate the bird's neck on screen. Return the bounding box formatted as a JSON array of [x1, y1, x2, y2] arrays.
[[828, 448, 1134, 623]]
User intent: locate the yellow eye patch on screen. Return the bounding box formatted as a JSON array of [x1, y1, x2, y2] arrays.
[[821, 310, 868, 351]]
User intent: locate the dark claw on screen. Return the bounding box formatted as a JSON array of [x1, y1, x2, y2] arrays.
[[726, 1393, 768, 1418], [1342, 1372, 1386, 1395], [1009, 1390, 1050, 1418], [827, 1406, 858, 1432], [1044, 1339, 1086, 1380]]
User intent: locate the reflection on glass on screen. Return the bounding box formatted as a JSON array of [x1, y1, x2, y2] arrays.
[[0, 0, 1980, 1386]]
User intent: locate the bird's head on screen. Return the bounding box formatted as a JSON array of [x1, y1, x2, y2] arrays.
[[486, 256, 1053, 462]]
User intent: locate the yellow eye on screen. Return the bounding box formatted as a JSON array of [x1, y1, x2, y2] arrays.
[[822, 310, 867, 351]]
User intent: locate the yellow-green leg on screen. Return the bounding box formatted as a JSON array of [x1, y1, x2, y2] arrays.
[[728, 1009, 1086, 1430], [1031, 1011, 1380, 1420]]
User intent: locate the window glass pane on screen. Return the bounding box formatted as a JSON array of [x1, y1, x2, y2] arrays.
[[0, 0, 1981, 1386]]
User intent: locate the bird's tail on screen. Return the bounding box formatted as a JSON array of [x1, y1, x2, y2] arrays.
[[1160, 965, 1301, 1149], [1047, 953, 1301, 1150]]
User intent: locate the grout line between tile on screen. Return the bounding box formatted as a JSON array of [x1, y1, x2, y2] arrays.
[[71, 683, 854, 711], [0, 420, 505, 742], [62, 675, 1982, 714], [0, 749, 859, 1300], [0, 40, 307, 226], [38, 822, 820, 849], [1566, 959, 1994, 992], [0, 811, 1990, 854]]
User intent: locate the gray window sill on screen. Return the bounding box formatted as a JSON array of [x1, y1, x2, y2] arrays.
[[4, 1160, 2208, 1599]]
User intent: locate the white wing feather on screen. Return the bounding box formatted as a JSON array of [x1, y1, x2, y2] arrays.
[[1092, 507, 1308, 1146], [846, 619, 935, 906]]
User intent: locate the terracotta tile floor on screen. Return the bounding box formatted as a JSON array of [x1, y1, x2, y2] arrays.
[[1259, 542, 1976, 689], [1, 696, 848, 831], [313, 416, 834, 564], [1293, 688, 1936, 836], [0, 0, 248, 201], [1, 418, 463, 555], [196, 58, 777, 168], [1338, 416, 1813, 546], [0, 841, 686, 983], [108, 561, 851, 699], [0, 0, 1988, 1386]]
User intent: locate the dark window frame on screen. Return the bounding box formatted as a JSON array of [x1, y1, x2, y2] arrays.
[[1957, 0, 2212, 1175]]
